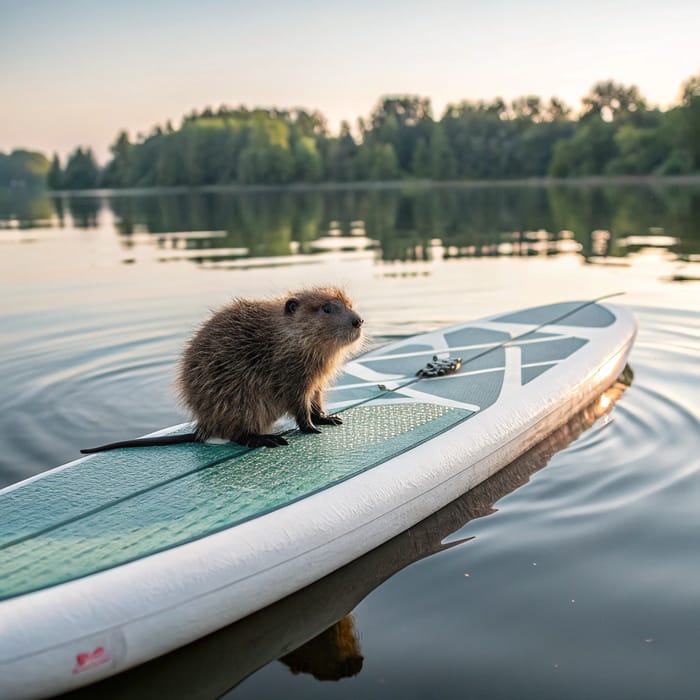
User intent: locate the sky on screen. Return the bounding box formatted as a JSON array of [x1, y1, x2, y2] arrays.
[[1, 0, 698, 163]]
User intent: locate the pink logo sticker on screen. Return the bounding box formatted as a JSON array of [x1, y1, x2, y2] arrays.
[[72, 645, 112, 674]]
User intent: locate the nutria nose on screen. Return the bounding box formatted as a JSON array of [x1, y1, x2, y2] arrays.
[[352, 316, 363, 328]]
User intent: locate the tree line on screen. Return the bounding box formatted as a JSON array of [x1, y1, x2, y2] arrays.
[[13, 73, 700, 190]]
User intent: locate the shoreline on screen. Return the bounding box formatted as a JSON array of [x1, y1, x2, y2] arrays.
[[44, 173, 700, 197]]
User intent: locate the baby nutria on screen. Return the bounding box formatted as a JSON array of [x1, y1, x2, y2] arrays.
[[81, 286, 363, 453]]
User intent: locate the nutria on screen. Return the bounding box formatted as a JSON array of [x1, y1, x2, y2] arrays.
[[81, 286, 363, 453]]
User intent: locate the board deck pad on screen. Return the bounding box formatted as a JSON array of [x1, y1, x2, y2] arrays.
[[1, 404, 469, 600], [0, 301, 615, 601]]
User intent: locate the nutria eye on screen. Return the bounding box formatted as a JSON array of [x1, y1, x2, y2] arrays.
[[322, 303, 334, 313], [285, 298, 299, 314]]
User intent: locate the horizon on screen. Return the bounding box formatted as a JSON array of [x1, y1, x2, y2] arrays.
[[2, 0, 699, 163]]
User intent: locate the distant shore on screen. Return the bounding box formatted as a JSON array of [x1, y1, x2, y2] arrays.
[[45, 174, 700, 197]]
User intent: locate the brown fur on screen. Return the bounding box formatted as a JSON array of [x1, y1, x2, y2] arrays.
[[177, 286, 363, 446]]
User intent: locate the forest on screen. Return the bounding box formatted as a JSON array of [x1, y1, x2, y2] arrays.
[[4, 74, 699, 191]]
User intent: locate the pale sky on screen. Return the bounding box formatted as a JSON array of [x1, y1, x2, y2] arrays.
[[1, 0, 698, 163]]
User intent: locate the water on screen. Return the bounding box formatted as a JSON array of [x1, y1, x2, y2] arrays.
[[1, 183, 699, 699]]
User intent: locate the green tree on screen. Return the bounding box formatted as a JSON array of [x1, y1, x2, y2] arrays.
[[47, 154, 63, 189], [0, 150, 50, 187], [368, 143, 399, 180], [510, 95, 543, 121], [679, 71, 700, 169], [440, 100, 517, 178], [292, 137, 322, 182], [102, 131, 132, 187], [514, 121, 575, 176], [325, 122, 357, 181], [543, 97, 572, 122], [367, 96, 433, 172], [62, 147, 100, 189], [548, 118, 617, 176], [581, 81, 647, 122], [606, 125, 667, 174], [429, 126, 456, 180], [411, 138, 430, 178], [266, 144, 294, 184]]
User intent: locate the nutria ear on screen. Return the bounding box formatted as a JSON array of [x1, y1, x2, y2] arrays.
[[285, 298, 299, 315]]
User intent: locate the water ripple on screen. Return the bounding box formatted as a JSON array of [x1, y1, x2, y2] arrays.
[[530, 385, 700, 522], [0, 318, 189, 485]]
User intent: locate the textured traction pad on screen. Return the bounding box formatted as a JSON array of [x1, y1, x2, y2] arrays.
[[0, 404, 468, 600]]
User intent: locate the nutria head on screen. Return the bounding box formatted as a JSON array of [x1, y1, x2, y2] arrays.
[[282, 286, 363, 349]]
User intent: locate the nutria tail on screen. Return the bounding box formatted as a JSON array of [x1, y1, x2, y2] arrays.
[[80, 432, 198, 454]]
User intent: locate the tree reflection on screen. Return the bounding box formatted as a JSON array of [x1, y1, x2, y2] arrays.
[[0, 188, 54, 227], [66, 196, 100, 228], [1, 185, 698, 261]]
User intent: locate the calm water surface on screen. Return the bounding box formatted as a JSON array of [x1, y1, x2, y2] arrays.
[[1, 184, 699, 699]]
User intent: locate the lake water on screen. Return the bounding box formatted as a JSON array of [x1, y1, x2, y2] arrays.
[[1, 183, 699, 699]]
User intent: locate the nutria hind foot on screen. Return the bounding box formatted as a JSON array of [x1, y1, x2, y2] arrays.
[[312, 412, 343, 426], [243, 433, 289, 448]]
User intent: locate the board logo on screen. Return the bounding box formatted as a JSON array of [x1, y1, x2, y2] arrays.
[[72, 645, 111, 674]]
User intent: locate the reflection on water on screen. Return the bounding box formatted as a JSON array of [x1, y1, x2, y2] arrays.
[[280, 616, 363, 682], [1, 185, 699, 274]]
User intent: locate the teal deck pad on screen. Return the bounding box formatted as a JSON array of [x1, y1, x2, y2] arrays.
[[518, 337, 588, 364], [444, 327, 511, 346], [417, 369, 505, 408], [496, 301, 615, 327], [0, 403, 471, 601], [522, 363, 557, 385], [1, 438, 247, 548]]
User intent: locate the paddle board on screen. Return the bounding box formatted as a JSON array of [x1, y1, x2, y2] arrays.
[[61, 369, 633, 699], [0, 300, 636, 698]]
